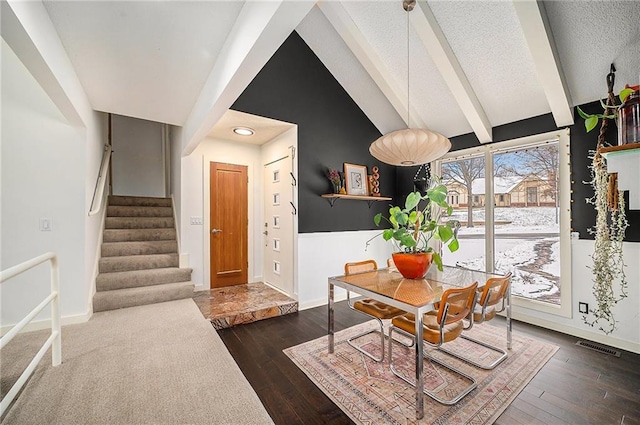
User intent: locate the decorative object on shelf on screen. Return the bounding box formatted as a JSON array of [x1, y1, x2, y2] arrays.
[[326, 168, 342, 194], [368, 0, 451, 167], [370, 166, 381, 197], [366, 177, 460, 278], [618, 86, 640, 145], [579, 65, 629, 335], [344, 163, 368, 196]]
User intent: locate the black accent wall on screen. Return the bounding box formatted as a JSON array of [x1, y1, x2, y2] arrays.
[[232, 31, 396, 233]]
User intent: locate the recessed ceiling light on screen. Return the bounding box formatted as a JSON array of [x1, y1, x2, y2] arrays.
[[233, 127, 254, 136]]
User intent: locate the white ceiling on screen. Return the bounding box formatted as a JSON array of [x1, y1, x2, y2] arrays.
[[39, 0, 640, 144], [207, 109, 295, 145]]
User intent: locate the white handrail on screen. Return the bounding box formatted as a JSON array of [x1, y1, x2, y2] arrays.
[[88, 144, 112, 216], [0, 252, 61, 416]]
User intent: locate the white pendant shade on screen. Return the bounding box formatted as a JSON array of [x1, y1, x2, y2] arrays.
[[369, 128, 452, 166]]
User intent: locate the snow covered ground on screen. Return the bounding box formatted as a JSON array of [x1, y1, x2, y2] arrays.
[[443, 207, 561, 304]]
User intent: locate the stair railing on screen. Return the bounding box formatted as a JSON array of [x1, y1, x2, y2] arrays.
[[0, 252, 62, 416], [88, 143, 112, 216]]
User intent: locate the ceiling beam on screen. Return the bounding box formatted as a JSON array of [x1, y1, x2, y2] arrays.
[[412, 0, 493, 143], [181, 0, 316, 156], [318, 1, 426, 129], [1, 0, 88, 127], [513, 1, 574, 127]]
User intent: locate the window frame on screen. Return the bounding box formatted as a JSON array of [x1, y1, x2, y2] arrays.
[[434, 129, 572, 318]]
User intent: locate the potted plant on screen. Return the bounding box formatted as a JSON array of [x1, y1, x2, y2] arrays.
[[367, 178, 460, 279], [577, 67, 632, 334]]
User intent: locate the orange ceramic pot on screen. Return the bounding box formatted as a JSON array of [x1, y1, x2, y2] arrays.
[[392, 252, 433, 279]]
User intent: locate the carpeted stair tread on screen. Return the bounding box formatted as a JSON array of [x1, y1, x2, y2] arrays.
[[92, 282, 195, 312], [107, 206, 173, 217], [108, 196, 172, 207], [103, 228, 176, 242], [101, 240, 178, 257], [99, 253, 178, 273], [96, 267, 193, 291], [105, 217, 174, 229]]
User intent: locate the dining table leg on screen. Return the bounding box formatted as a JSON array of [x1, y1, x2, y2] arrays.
[[328, 282, 335, 353], [506, 282, 512, 350], [414, 312, 424, 419]]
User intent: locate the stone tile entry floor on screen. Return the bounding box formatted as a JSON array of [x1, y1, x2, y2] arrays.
[[193, 282, 298, 329]]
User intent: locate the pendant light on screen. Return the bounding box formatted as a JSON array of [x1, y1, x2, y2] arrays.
[[369, 0, 451, 166]]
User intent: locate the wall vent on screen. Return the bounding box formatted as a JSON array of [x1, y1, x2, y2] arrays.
[[575, 340, 621, 357]]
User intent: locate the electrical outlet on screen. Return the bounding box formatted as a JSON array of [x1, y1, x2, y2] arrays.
[[578, 302, 589, 314], [39, 218, 52, 231], [190, 216, 203, 225]]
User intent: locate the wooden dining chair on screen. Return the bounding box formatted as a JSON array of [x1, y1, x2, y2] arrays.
[[439, 273, 512, 370], [345, 260, 404, 362], [388, 282, 479, 405]]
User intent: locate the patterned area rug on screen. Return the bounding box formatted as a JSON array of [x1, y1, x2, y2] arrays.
[[284, 321, 558, 424]]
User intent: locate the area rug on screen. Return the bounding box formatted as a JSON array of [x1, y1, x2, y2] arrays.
[[284, 321, 558, 424]]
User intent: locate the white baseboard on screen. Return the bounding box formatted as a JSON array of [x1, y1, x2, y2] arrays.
[[509, 310, 640, 354], [0, 311, 92, 336], [299, 292, 348, 311]]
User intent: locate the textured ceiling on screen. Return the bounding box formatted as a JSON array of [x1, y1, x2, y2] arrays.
[[544, 1, 640, 106], [37, 0, 640, 144], [428, 0, 550, 127]]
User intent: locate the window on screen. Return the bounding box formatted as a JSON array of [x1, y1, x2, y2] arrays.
[[436, 129, 571, 317]]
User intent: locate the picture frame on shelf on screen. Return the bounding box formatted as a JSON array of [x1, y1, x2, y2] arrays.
[[344, 163, 368, 196]]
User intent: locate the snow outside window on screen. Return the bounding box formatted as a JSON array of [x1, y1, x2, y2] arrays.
[[435, 129, 571, 318]]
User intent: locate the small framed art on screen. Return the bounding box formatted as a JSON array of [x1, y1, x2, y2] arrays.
[[344, 163, 368, 196]]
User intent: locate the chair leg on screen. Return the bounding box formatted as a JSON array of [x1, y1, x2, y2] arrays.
[[389, 326, 477, 405], [437, 333, 507, 370], [347, 316, 386, 362]]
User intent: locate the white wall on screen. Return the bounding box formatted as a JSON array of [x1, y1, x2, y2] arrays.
[[180, 137, 262, 289], [512, 240, 640, 353], [297, 230, 394, 309], [111, 115, 164, 198], [1, 40, 103, 328]]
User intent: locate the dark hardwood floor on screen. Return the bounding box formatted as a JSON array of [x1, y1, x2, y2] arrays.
[[217, 301, 640, 424]]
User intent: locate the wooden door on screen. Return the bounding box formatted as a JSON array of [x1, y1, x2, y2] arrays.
[[210, 162, 248, 288]]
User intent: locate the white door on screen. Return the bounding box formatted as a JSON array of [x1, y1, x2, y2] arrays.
[[263, 156, 294, 295]]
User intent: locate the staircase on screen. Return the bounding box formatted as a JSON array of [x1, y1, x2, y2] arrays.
[[93, 196, 194, 312]]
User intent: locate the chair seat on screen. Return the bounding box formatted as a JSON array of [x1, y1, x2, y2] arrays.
[[473, 305, 496, 322], [392, 313, 463, 344], [354, 299, 403, 319]]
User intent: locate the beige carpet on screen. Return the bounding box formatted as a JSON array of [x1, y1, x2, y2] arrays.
[[284, 321, 558, 425], [1, 299, 273, 425]]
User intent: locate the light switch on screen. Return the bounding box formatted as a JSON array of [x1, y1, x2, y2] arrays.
[[190, 217, 203, 225], [39, 218, 52, 231]]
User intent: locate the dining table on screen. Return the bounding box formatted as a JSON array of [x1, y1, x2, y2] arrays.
[[327, 264, 510, 420]]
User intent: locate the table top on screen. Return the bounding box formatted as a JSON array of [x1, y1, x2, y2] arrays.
[[329, 265, 502, 308]]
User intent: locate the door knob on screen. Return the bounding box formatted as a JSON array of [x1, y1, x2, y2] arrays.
[[211, 228, 223, 234]]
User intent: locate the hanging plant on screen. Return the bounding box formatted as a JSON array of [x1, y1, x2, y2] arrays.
[[580, 66, 630, 334]]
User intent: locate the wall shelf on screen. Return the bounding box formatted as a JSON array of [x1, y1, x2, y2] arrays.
[[321, 194, 392, 208], [599, 142, 640, 210]]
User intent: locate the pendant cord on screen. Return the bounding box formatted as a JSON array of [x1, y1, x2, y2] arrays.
[[406, 7, 410, 128]]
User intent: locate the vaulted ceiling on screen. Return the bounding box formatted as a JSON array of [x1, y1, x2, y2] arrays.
[[39, 0, 640, 150]]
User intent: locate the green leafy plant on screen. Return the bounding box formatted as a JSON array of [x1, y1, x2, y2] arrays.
[[577, 87, 636, 133], [366, 178, 460, 271]]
